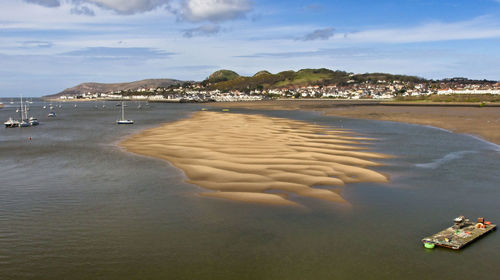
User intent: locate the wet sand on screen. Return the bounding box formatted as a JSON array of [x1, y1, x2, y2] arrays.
[[210, 100, 500, 144], [121, 111, 390, 206]]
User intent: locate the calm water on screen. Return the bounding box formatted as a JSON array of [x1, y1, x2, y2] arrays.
[[1, 99, 499, 280]]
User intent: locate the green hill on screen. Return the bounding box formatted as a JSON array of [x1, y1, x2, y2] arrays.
[[207, 68, 427, 92], [253, 70, 272, 77], [207, 70, 240, 83]]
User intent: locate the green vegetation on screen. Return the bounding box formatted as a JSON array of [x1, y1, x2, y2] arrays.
[[205, 68, 429, 92], [353, 73, 424, 83], [206, 70, 240, 83], [394, 94, 500, 103], [207, 68, 349, 92], [253, 70, 272, 77]]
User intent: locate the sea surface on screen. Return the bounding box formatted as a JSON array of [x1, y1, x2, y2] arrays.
[[1, 99, 499, 280]]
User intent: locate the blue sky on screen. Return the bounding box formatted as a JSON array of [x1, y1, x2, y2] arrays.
[[1, 0, 500, 96]]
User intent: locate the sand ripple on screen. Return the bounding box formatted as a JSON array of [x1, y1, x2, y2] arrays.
[[121, 111, 390, 206]]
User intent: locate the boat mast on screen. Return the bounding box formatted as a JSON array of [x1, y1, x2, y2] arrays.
[[20, 95, 24, 122], [121, 101, 125, 120]]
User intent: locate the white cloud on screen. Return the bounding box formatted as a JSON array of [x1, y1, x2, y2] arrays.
[[24, 0, 60, 7], [182, 0, 253, 22], [86, 0, 169, 14], [20, 0, 254, 21]]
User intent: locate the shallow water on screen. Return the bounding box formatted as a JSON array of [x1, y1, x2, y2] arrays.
[[1, 99, 499, 279]]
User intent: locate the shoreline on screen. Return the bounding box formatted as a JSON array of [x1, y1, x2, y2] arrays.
[[121, 111, 391, 206], [208, 100, 500, 145]]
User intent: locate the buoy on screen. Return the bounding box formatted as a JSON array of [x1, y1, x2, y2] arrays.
[[424, 242, 435, 249]]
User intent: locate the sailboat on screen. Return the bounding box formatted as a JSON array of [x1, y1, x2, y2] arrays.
[[117, 101, 134, 124], [18, 96, 29, 127]]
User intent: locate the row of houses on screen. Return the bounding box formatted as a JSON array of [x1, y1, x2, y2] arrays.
[[57, 81, 500, 101]]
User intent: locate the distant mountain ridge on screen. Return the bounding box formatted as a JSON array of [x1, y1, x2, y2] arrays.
[[46, 78, 182, 98]]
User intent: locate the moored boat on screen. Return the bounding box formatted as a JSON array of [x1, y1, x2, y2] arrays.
[[117, 101, 134, 124], [4, 117, 20, 128], [29, 117, 39, 126]]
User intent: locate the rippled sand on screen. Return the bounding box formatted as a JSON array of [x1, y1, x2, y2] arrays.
[[121, 111, 390, 206]]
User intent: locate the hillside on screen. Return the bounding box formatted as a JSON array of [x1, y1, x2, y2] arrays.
[[207, 68, 427, 91], [46, 68, 433, 98], [206, 70, 240, 83], [47, 78, 182, 98]]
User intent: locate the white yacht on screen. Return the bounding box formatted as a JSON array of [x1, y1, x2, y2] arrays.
[[4, 117, 20, 128], [117, 101, 134, 124]]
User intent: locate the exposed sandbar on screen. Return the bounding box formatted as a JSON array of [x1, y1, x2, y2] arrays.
[[121, 111, 390, 206]]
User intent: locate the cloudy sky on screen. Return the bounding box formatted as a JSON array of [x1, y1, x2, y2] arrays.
[[1, 0, 500, 96]]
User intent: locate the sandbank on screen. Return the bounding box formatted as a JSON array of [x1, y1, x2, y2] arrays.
[[121, 111, 390, 206]]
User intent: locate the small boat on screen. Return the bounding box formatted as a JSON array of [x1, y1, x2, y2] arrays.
[[23, 100, 39, 126], [222, 109, 230, 112], [116, 101, 134, 124], [19, 120, 30, 127], [47, 112, 56, 117], [29, 117, 39, 126], [8, 95, 32, 128], [4, 117, 20, 128], [201, 108, 208, 111]]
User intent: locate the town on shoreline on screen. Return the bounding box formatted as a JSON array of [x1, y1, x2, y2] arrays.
[[50, 69, 500, 103]]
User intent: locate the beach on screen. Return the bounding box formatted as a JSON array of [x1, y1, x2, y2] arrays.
[[121, 111, 390, 206], [209, 100, 500, 145]]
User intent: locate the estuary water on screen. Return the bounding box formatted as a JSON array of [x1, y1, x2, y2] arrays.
[[0, 99, 499, 280]]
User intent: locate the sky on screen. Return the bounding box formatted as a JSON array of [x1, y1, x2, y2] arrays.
[[1, 0, 500, 96]]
